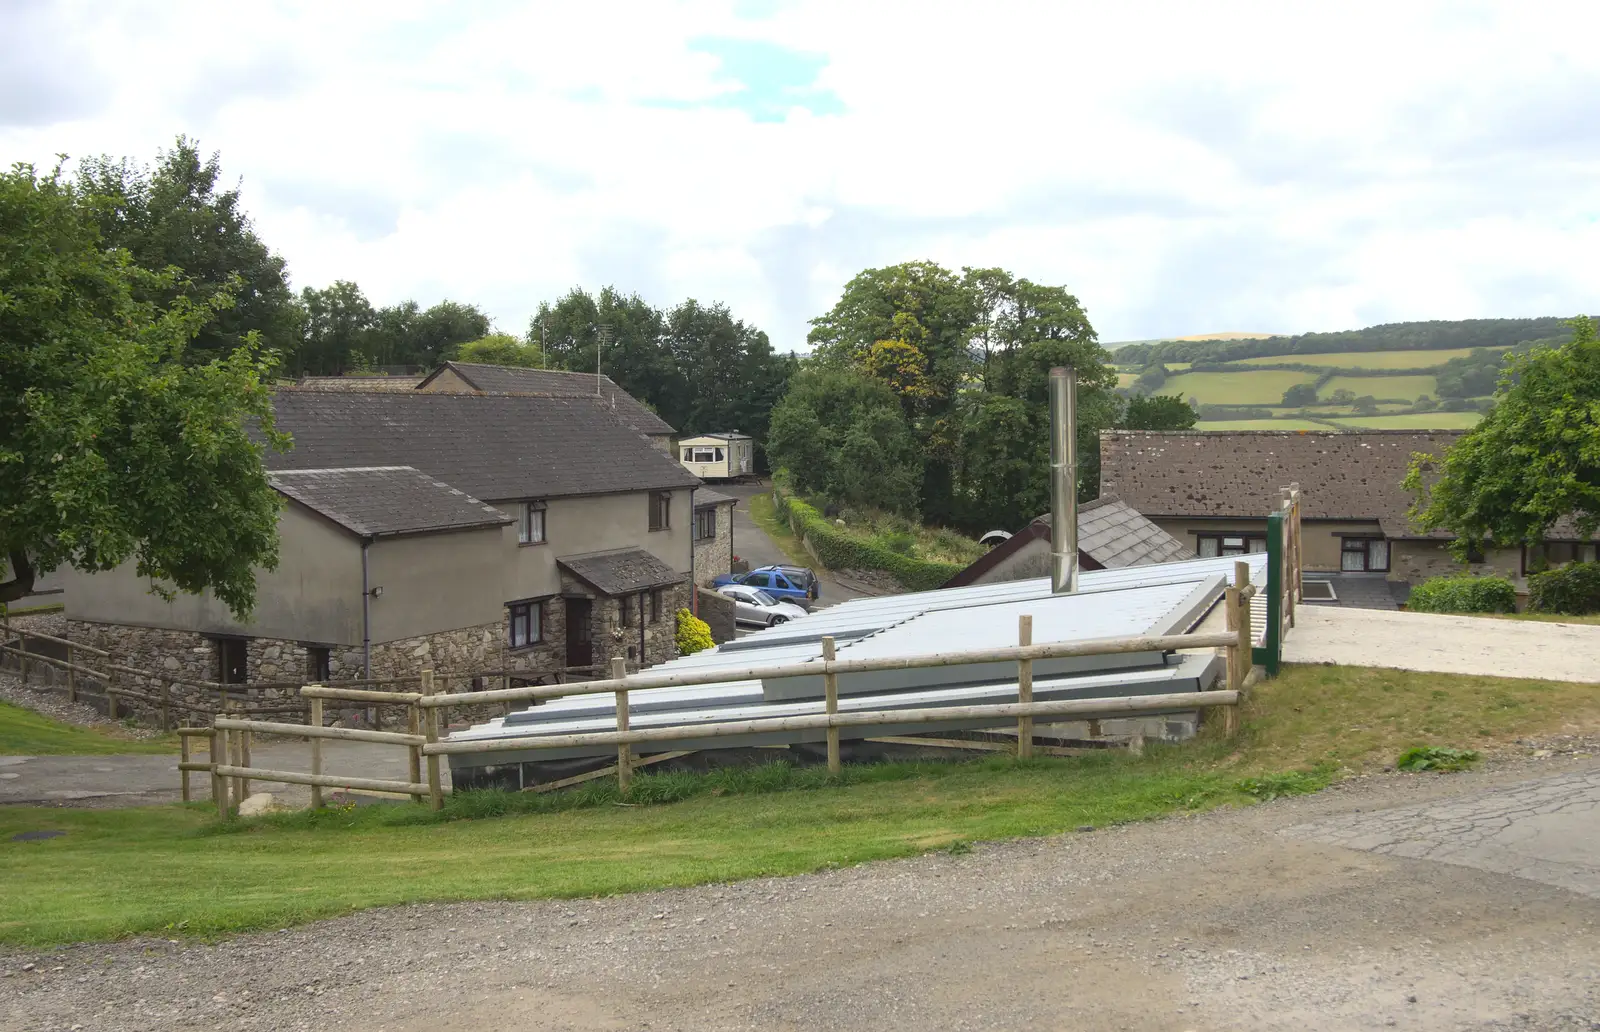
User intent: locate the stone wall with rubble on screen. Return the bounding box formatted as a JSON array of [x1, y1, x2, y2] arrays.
[[1389, 540, 1523, 587], [693, 502, 734, 586], [574, 580, 690, 673], [695, 587, 737, 644]]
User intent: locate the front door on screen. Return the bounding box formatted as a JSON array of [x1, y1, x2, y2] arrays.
[[565, 597, 593, 668]]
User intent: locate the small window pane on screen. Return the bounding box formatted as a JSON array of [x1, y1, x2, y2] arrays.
[[1248, 539, 1267, 554], [1197, 537, 1219, 558], [1223, 537, 1244, 547], [1341, 548, 1366, 572], [1369, 539, 1389, 570]]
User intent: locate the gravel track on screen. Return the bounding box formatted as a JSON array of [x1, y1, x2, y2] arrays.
[[4, 757, 1598, 1032]]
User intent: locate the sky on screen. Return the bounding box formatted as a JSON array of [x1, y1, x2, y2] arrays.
[[4, 0, 1598, 351]]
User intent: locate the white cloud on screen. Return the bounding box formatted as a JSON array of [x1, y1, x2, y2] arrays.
[[4, 0, 1598, 348]]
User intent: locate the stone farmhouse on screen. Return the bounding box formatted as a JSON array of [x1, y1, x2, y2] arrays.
[[61, 385, 732, 691], [1098, 429, 1597, 595]]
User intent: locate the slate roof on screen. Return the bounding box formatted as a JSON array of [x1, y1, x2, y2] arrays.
[[267, 391, 699, 502], [293, 375, 425, 392], [269, 466, 512, 538], [942, 496, 1192, 588], [693, 488, 737, 507], [1077, 496, 1197, 568], [558, 548, 685, 596], [1099, 430, 1464, 538], [417, 363, 676, 436]]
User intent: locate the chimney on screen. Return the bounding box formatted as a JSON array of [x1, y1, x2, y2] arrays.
[[1049, 366, 1079, 594]]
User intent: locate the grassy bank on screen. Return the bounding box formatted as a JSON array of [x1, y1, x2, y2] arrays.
[[746, 491, 813, 567], [0, 701, 177, 756], [3, 663, 1595, 946]]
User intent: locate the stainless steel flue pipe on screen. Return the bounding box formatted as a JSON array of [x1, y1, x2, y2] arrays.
[[1048, 366, 1078, 594]]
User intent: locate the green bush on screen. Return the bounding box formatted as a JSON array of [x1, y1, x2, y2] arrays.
[[1527, 562, 1600, 615], [1405, 575, 1518, 614], [774, 487, 962, 591], [1396, 746, 1480, 772], [876, 529, 916, 555], [675, 608, 713, 655]]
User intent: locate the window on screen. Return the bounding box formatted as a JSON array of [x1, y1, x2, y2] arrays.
[[508, 601, 542, 648], [682, 447, 693, 461], [306, 646, 331, 683], [714, 447, 725, 461], [745, 572, 771, 587], [519, 501, 546, 545], [1195, 533, 1267, 558], [1522, 541, 1599, 575], [649, 588, 663, 624], [694, 505, 717, 541], [1340, 537, 1390, 572], [216, 638, 248, 684], [649, 491, 672, 531], [619, 594, 633, 628]]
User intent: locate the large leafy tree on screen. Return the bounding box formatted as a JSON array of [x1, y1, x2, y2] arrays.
[[1406, 316, 1600, 556], [76, 137, 299, 364], [531, 286, 684, 424], [0, 164, 285, 615], [296, 280, 375, 375], [767, 367, 921, 514], [454, 332, 544, 367], [665, 299, 795, 450]]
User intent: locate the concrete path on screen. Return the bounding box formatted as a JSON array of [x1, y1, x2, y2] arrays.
[[1283, 605, 1600, 682], [1285, 766, 1600, 899], [7, 761, 1600, 1030], [0, 739, 447, 808]]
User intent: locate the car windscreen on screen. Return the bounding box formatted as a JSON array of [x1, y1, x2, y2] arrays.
[[752, 590, 778, 606]]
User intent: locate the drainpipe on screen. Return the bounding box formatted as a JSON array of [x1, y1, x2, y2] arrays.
[[1049, 366, 1079, 594], [361, 538, 372, 679]]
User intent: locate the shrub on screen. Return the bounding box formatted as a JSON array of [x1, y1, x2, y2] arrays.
[[775, 487, 962, 591], [1405, 575, 1517, 614], [1527, 562, 1600, 615], [1396, 746, 1480, 772], [675, 608, 713, 655], [876, 529, 916, 555]]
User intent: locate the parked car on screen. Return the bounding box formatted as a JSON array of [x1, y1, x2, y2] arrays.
[[712, 564, 820, 607], [717, 584, 809, 627]]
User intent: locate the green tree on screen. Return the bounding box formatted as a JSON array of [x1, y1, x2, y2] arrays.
[[76, 137, 299, 364], [532, 286, 683, 424], [454, 332, 544, 367], [0, 164, 285, 614], [1328, 388, 1357, 405], [1406, 316, 1600, 558], [1121, 394, 1198, 431], [296, 280, 376, 375], [767, 367, 921, 514], [408, 300, 490, 367], [664, 300, 792, 454], [1281, 383, 1319, 406], [1352, 395, 1379, 415]]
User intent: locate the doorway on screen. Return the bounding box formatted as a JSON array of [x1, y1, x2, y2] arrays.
[[565, 597, 592, 668]]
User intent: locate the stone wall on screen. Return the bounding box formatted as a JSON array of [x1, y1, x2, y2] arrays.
[[693, 502, 734, 586], [1390, 540, 1523, 586], [695, 587, 737, 644], [583, 580, 690, 671]]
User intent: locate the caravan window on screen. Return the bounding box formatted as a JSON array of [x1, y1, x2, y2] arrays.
[[690, 447, 719, 462]]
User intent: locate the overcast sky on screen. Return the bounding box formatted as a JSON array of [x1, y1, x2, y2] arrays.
[[4, 0, 1597, 350]]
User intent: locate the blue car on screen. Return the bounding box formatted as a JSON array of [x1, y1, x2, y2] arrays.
[[712, 565, 820, 608]]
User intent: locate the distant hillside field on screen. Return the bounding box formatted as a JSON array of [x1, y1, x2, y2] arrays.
[[1196, 418, 1329, 430], [1319, 374, 1438, 400], [1161, 369, 1314, 405], [1232, 346, 1504, 369]]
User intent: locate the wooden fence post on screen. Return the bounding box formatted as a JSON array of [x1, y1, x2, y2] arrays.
[[159, 680, 172, 731], [822, 636, 840, 775], [309, 695, 324, 809], [240, 725, 253, 799], [180, 732, 192, 803], [66, 644, 76, 703], [17, 631, 27, 685], [406, 698, 424, 805], [1224, 579, 1241, 697], [211, 726, 227, 818], [612, 656, 632, 794], [228, 724, 243, 810], [106, 664, 118, 721], [1016, 615, 1033, 759], [422, 668, 443, 810], [1230, 560, 1253, 737]]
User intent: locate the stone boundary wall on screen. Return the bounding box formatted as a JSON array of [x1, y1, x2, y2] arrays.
[[694, 502, 734, 586], [696, 587, 737, 644]]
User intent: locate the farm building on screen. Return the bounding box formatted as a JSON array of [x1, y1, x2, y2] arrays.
[[678, 433, 754, 480]]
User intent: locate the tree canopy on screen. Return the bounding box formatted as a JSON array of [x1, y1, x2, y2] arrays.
[[454, 333, 545, 368], [1406, 316, 1600, 557], [0, 163, 285, 615], [766, 367, 922, 514]]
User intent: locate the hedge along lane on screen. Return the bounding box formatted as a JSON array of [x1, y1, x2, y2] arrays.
[[771, 489, 962, 592]]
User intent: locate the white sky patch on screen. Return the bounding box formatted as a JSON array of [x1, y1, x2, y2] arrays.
[[3, 0, 1598, 350]]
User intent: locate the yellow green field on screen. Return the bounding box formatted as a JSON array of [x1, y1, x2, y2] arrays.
[[1325, 411, 1483, 430], [1116, 372, 1139, 388], [1160, 369, 1314, 405], [1195, 419, 1331, 431], [1320, 374, 1437, 401], [1234, 347, 1503, 369]]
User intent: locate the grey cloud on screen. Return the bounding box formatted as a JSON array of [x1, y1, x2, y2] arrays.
[[0, 0, 111, 126], [263, 179, 402, 242]]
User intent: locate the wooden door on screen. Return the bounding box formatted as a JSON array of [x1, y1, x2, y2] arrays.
[[565, 597, 593, 668]]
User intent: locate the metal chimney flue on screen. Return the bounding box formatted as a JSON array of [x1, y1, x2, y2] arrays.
[[1048, 366, 1079, 594]]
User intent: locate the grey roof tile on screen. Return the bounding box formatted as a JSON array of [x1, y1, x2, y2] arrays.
[[267, 390, 699, 502], [269, 466, 512, 538], [558, 548, 684, 596], [693, 488, 737, 507], [423, 363, 676, 435]]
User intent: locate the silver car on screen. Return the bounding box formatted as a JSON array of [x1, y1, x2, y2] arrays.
[[718, 584, 809, 627]]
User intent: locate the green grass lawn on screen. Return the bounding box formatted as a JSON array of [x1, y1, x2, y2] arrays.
[[1234, 347, 1503, 369], [1161, 369, 1315, 405], [1327, 411, 1483, 430], [0, 701, 177, 756], [1195, 418, 1332, 431], [1319, 374, 1438, 402], [2, 663, 1594, 947]]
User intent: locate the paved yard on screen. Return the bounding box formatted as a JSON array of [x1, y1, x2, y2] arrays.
[[5, 759, 1599, 1031], [1283, 606, 1600, 683]]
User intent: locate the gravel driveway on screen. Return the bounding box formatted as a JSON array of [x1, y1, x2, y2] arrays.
[[1284, 606, 1600, 683], [5, 757, 1599, 1031]]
